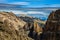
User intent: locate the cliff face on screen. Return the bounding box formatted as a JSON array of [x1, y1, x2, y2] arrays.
[[44, 9, 60, 32], [40, 9, 60, 40], [0, 12, 33, 40]]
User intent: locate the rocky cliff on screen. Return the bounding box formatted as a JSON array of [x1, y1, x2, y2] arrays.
[[44, 9, 60, 32], [0, 12, 33, 40], [40, 9, 60, 40]]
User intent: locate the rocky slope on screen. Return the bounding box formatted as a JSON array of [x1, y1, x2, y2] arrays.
[[40, 9, 60, 40], [0, 12, 33, 40]]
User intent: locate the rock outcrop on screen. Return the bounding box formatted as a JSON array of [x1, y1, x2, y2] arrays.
[[0, 12, 33, 40], [40, 9, 60, 40], [44, 9, 60, 32]]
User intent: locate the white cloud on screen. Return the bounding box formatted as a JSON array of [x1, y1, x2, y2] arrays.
[[12, 11, 47, 15], [12, 11, 27, 14], [9, 2, 29, 5], [9, 10, 47, 19], [27, 11, 47, 14], [12, 11, 49, 16], [11, 11, 49, 19]]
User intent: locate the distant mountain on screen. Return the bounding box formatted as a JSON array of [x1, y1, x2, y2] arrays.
[[16, 14, 48, 21], [27, 14, 48, 21]]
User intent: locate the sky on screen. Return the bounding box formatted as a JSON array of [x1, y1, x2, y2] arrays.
[[0, 0, 60, 20], [0, 0, 60, 7]]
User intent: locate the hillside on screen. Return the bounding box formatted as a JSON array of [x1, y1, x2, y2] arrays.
[[0, 12, 33, 40]]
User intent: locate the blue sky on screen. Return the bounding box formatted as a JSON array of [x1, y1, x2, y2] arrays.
[[0, 0, 60, 7], [0, 0, 60, 20]]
